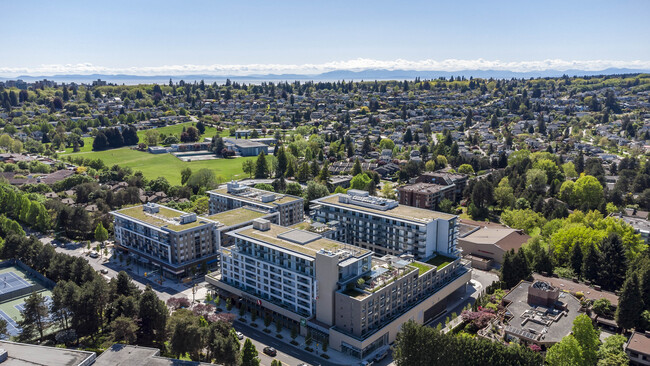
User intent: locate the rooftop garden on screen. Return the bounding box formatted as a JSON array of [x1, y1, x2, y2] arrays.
[[426, 255, 456, 270], [409, 262, 434, 276]]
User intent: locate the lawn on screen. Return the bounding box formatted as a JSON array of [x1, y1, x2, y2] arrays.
[[426, 255, 456, 270], [64, 147, 254, 185], [409, 262, 434, 275]]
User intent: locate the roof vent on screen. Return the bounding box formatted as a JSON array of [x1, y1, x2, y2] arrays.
[[260, 193, 276, 203], [253, 218, 270, 231], [143, 203, 159, 214], [179, 213, 197, 224]]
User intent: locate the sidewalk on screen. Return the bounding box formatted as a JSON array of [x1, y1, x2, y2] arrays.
[[206, 299, 361, 366]]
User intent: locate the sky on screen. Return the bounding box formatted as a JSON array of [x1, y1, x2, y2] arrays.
[[1, 0, 649, 76]]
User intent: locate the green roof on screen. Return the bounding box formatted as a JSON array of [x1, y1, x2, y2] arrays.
[[206, 207, 268, 226], [426, 255, 456, 270], [116, 205, 211, 232], [409, 261, 434, 276]]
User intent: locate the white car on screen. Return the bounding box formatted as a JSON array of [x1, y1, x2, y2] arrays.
[[235, 331, 244, 340], [89, 251, 99, 258]]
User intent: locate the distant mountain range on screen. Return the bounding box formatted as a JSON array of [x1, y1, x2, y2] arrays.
[[1, 68, 649, 84]]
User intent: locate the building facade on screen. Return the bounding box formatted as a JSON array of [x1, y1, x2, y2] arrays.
[[311, 190, 459, 259], [398, 182, 455, 210], [207, 218, 470, 360], [111, 203, 273, 279], [208, 181, 304, 226]]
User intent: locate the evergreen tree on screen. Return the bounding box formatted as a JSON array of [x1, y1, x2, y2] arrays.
[[599, 234, 627, 291], [616, 274, 642, 330], [254, 152, 268, 179], [352, 158, 362, 176], [18, 292, 50, 340], [403, 128, 413, 143], [138, 286, 168, 346], [582, 244, 601, 283], [570, 244, 583, 278], [276, 147, 287, 178], [93, 132, 109, 151]]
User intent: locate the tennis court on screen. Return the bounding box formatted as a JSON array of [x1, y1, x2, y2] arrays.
[[0, 309, 21, 337], [15, 296, 52, 313], [0, 271, 32, 295]]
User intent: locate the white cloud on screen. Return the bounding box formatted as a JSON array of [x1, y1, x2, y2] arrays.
[[1, 58, 649, 77]]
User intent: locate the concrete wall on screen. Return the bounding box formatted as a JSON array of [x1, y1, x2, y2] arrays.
[[329, 270, 471, 355]]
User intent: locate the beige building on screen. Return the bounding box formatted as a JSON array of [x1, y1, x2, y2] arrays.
[[457, 219, 530, 269], [206, 218, 471, 360], [208, 181, 304, 226]]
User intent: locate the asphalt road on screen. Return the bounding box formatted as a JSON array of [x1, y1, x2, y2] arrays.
[[234, 321, 331, 366]]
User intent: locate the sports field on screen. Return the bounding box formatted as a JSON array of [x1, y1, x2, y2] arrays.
[[0, 266, 54, 338], [63, 148, 254, 185]]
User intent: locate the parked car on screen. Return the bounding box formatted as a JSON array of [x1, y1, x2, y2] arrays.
[[374, 349, 388, 362], [235, 331, 244, 340], [89, 251, 99, 258], [100, 268, 109, 274], [263, 346, 277, 357], [359, 361, 374, 366]]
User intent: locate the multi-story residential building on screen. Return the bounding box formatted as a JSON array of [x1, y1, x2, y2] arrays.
[[398, 182, 455, 210], [415, 171, 468, 202], [311, 190, 459, 259], [208, 181, 304, 226], [207, 218, 470, 360], [111, 203, 273, 279]]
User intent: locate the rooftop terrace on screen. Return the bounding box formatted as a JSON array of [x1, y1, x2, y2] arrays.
[[209, 183, 302, 206], [317, 194, 455, 223]]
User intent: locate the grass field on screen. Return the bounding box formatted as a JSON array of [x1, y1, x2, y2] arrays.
[[65, 148, 254, 185]]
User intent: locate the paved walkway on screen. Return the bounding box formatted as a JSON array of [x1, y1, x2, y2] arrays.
[[208, 300, 362, 366]]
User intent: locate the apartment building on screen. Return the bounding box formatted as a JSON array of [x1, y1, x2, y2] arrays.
[[111, 203, 274, 279], [208, 181, 304, 226], [207, 218, 471, 360], [415, 171, 468, 202], [311, 190, 459, 259], [398, 182, 455, 210]]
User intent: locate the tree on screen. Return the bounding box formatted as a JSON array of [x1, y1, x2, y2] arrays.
[[305, 181, 329, 204], [494, 177, 515, 209], [403, 128, 413, 143], [570, 243, 583, 277], [181, 167, 192, 185], [572, 314, 600, 366], [19, 292, 50, 340], [526, 168, 547, 193], [254, 152, 269, 179], [196, 121, 206, 135], [573, 175, 604, 210], [138, 286, 168, 346], [186, 169, 217, 193], [546, 335, 583, 366], [597, 334, 628, 366], [352, 158, 362, 176], [582, 244, 601, 283], [242, 159, 254, 178], [599, 234, 627, 291], [350, 173, 372, 191], [111, 316, 138, 344], [276, 147, 287, 178], [168, 309, 202, 359], [381, 182, 396, 199], [92, 132, 109, 151], [458, 164, 474, 175], [616, 273, 642, 330], [95, 222, 108, 243], [241, 338, 260, 366]]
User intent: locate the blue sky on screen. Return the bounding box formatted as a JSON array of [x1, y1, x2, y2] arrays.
[[1, 0, 649, 75]]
